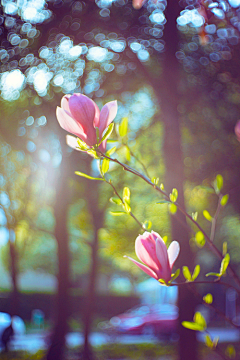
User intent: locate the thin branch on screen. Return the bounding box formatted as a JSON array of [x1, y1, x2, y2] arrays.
[[97, 149, 240, 289]]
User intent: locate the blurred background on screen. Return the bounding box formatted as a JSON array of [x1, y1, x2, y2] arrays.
[[1, 0, 240, 359]]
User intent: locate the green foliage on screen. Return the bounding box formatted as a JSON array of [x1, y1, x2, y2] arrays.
[[205, 334, 218, 349], [123, 187, 131, 213], [213, 174, 223, 195], [75, 171, 105, 181], [101, 158, 110, 176], [182, 312, 207, 332], [182, 265, 200, 282], [221, 194, 229, 206], [168, 203, 177, 214], [225, 345, 236, 359], [203, 293, 213, 304], [203, 210, 212, 221], [206, 253, 230, 278], [106, 146, 117, 157], [77, 137, 89, 150], [169, 188, 178, 203], [118, 117, 128, 137], [100, 123, 115, 144], [192, 212, 198, 221], [195, 231, 205, 247]]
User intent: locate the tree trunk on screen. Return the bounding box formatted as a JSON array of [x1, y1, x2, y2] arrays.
[[81, 161, 104, 360], [46, 141, 70, 360], [161, 0, 198, 359], [9, 230, 19, 317]]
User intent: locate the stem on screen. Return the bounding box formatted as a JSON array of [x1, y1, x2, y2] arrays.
[[124, 144, 151, 178], [97, 150, 240, 289]]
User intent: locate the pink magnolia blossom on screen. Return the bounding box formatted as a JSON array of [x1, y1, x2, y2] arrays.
[[132, 0, 146, 9], [125, 231, 180, 283], [235, 120, 240, 141], [56, 93, 117, 152]]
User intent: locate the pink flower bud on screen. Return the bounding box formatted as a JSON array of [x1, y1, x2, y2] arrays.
[[125, 231, 180, 283], [56, 93, 117, 151], [235, 120, 240, 142], [132, 0, 146, 9]]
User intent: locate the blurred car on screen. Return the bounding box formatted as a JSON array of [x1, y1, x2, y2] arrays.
[[98, 304, 178, 337]]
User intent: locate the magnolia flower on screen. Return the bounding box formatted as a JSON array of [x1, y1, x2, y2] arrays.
[[56, 93, 117, 152], [132, 0, 146, 9], [235, 120, 240, 141], [125, 231, 180, 283]]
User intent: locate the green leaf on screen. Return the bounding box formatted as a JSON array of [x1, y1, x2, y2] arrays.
[[99, 123, 114, 145], [192, 212, 198, 221], [143, 220, 152, 230], [158, 279, 168, 285], [77, 137, 89, 150], [123, 187, 131, 213], [222, 242, 227, 256], [170, 268, 180, 282], [168, 203, 177, 214], [151, 177, 159, 185], [109, 211, 126, 216], [225, 345, 236, 359], [125, 146, 131, 162], [110, 197, 122, 205], [192, 264, 201, 281], [101, 158, 110, 175], [160, 183, 164, 190], [203, 293, 213, 304], [195, 231, 205, 248], [205, 334, 213, 348], [220, 253, 230, 276], [194, 312, 207, 330], [119, 117, 128, 137], [182, 321, 204, 331], [182, 266, 192, 281], [205, 272, 220, 278], [169, 188, 178, 203], [214, 174, 223, 194], [203, 210, 212, 221], [96, 127, 100, 145], [87, 149, 100, 159], [75, 171, 105, 181], [162, 236, 168, 243], [221, 194, 229, 206], [106, 146, 117, 157]]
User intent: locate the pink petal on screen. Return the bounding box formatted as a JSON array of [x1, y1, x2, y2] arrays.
[[93, 103, 101, 128], [156, 237, 171, 281], [56, 107, 88, 144], [167, 241, 180, 269], [235, 120, 240, 141], [68, 94, 97, 145], [66, 135, 83, 151], [132, 0, 146, 9], [99, 100, 118, 135], [135, 232, 162, 274], [124, 256, 158, 279], [61, 94, 71, 113]]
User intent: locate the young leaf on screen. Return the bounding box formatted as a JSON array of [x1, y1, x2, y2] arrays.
[[169, 188, 178, 202], [220, 253, 230, 276], [203, 210, 212, 222], [221, 194, 229, 206], [160, 183, 164, 190], [214, 174, 223, 194], [119, 117, 128, 137], [87, 149, 100, 159], [77, 137, 89, 150], [101, 158, 110, 175], [182, 321, 204, 331], [192, 212, 198, 221], [158, 279, 168, 286], [110, 197, 122, 205], [123, 187, 130, 203], [151, 177, 159, 185], [192, 264, 200, 281], [99, 123, 114, 144], [194, 312, 207, 330], [106, 146, 117, 157], [195, 231, 205, 247], [203, 293, 213, 304], [109, 211, 126, 216], [143, 220, 152, 230], [125, 146, 131, 162], [168, 203, 177, 214], [225, 345, 236, 359], [170, 268, 180, 282], [182, 266, 192, 281], [205, 272, 220, 278], [162, 235, 168, 243], [222, 242, 227, 256], [205, 334, 213, 349], [75, 171, 105, 181]]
